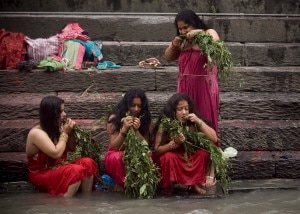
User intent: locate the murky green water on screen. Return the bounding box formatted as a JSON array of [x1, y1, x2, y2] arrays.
[[0, 189, 299, 214]]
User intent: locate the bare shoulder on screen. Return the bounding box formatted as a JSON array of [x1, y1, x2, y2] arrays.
[[27, 126, 48, 145], [206, 29, 220, 41]]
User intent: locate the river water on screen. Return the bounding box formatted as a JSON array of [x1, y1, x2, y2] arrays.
[[0, 188, 299, 214]]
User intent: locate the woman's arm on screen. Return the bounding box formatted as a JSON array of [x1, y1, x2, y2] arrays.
[[26, 128, 68, 159], [154, 129, 180, 156], [164, 36, 182, 62], [187, 113, 218, 143], [107, 115, 133, 150]]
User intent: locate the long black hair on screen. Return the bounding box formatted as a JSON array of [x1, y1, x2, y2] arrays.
[[152, 93, 202, 144], [107, 88, 151, 137], [174, 9, 208, 36], [39, 96, 64, 142]]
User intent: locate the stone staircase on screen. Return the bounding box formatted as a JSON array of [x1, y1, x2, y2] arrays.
[[0, 0, 299, 183]]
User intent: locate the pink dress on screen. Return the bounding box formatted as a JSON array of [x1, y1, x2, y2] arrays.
[[177, 48, 219, 145]]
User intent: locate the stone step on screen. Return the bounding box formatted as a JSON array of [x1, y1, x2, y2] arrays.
[[1, 150, 299, 183], [102, 42, 300, 67], [1, 0, 299, 14], [0, 13, 299, 43], [1, 119, 299, 153], [1, 66, 300, 93], [0, 91, 299, 120]]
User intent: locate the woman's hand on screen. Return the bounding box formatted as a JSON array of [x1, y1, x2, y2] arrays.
[[187, 113, 201, 123], [132, 117, 141, 131], [121, 116, 133, 133], [186, 29, 204, 40], [172, 36, 183, 48], [174, 133, 185, 145], [62, 118, 75, 135]]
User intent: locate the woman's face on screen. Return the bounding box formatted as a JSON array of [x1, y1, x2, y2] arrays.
[[175, 100, 189, 122], [129, 97, 142, 117], [177, 20, 195, 36]]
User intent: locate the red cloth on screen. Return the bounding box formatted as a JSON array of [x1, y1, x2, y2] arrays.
[[28, 152, 98, 196], [104, 145, 126, 186], [0, 29, 26, 69], [177, 48, 219, 146], [158, 148, 210, 189]]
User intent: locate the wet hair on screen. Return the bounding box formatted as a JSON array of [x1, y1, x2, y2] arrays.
[[174, 9, 208, 35], [39, 96, 64, 142], [107, 88, 151, 137]]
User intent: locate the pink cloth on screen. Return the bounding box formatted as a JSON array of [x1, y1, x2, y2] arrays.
[[104, 145, 126, 186], [177, 48, 219, 145]]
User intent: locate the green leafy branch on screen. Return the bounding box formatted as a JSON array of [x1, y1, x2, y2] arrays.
[[122, 127, 161, 199], [68, 125, 102, 170]]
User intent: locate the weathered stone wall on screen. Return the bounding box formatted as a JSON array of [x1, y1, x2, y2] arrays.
[[0, 0, 299, 14]]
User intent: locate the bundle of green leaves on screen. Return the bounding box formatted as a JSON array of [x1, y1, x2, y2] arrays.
[[68, 125, 102, 171], [182, 32, 234, 81], [159, 117, 230, 194], [122, 127, 161, 199]]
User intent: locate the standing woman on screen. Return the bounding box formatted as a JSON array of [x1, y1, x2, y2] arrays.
[[26, 96, 98, 197], [164, 9, 220, 147], [153, 93, 218, 194], [104, 88, 152, 190]]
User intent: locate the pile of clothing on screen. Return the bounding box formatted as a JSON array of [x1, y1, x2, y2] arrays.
[[0, 23, 116, 72]]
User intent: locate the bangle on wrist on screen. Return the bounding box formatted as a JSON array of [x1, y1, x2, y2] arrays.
[[59, 132, 69, 142]]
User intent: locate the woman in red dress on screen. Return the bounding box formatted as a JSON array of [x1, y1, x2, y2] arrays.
[[26, 96, 98, 197], [104, 88, 152, 190], [153, 93, 218, 194]]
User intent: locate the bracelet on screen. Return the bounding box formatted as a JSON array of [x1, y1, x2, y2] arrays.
[[206, 175, 215, 180], [59, 132, 69, 142], [120, 131, 127, 138]]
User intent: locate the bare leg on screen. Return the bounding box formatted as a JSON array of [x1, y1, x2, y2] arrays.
[[80, 175, 94, 193], [64, 181, 81, 197]]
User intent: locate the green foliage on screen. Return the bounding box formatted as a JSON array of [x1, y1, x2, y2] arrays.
[[159, 117, 230, 195], [192, 32, 234, 81], [122, 128, 161, 199], [68, 125, 102, 172]]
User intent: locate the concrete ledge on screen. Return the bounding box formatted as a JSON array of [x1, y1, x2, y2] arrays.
[[1, 119, 300, 153], [0, 91, 299, 120], [1, 67, 300, 93], [1, 151, 300, 183], [0, 0, 299, 14], [0, 14, 299, 43]]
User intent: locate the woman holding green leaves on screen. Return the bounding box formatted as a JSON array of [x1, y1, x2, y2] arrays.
[[104, 88, 153, 192], [153, 93, 218, 195]]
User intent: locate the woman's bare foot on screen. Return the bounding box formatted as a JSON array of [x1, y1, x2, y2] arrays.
[[193, 184, 206, 194]]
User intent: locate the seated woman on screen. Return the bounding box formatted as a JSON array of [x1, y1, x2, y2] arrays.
[[104, 88, 152, 190], [26, 96, 98, 197], [153, 93, 218, 194]]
